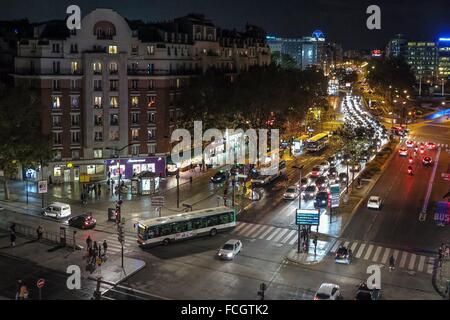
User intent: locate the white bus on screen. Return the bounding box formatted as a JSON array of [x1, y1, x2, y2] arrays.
[[306, 132, 329, 152], [137, 206, 236, 246]]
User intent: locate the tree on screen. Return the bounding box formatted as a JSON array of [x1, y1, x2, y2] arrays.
[[271, 52, 298, 69], [0, 85, 53, 200]]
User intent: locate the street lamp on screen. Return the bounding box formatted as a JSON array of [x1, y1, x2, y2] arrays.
[[293, 165, 304, 254], [106, 143, 133, 201]]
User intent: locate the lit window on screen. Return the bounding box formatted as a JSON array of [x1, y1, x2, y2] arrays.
[[93, 96, 102, 108], [109, 62, 118, 74], [132, 129, 139, 140], [147, 45, 154, 55], [87, 165, 96, 175], [52, 96, 61, 109], [71, 61, 78, 74], [93, 62, 102, 74], [71, 96, 79, 108], [131, 96, 139, 107], [110, 97, 119, 108], [53, 166, 62, 177], [93, 149, 103, 159], [108, 45, 118, 54]]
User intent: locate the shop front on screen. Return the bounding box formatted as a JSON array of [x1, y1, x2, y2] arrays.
[[49, 161, 105, 183], [106, 156, 166, 180]]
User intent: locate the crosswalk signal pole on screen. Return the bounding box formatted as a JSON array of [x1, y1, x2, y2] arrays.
[[118, 219, 125, 269]]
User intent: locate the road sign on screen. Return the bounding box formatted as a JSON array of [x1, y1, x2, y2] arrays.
[[151, 196, 164, 207], [296, 209, 320, 226], [434, 201, 450, 225], [330, 184, 340, 208], [37, 180, 48, 193], [36, 278, 45, 289]]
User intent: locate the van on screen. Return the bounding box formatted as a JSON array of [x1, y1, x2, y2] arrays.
[[42, 202, 72, 219]]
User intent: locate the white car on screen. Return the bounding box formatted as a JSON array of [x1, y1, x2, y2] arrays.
[[217, 239, 242, 260], [314, 283, 341, 300], [367, 196, 382, 210], [283, 186, 300, 200], [42, 202, 72, 219], [398, 148, 408, 156]]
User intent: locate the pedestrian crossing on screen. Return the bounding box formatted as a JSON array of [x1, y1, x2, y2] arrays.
[[330, 239, 435, 274], [232, 222, 299, 245], [102, 234, 136, 255]]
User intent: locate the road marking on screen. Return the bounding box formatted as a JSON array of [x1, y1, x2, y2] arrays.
[[238, 223, 255, 235], [288, 234, 298, 245], [343, 241, 350, 247], [259, 226, 275, 239], [272, 228, 289, 243], [421, 148, 441, 216], [252, 225, 269, 238], [381, 248, 391, 264], [417, 256, 426, 272], [232, 222, 247, 233], [241, 224, 262, 237], [427, 257, 434, 274], [350, 242, 359, 252], [281, 230, 297, 244], [372, 246, 382, 262], [363, 244, 374, 260], [266, 228, 283, 241], [408, 254, 417, 270], [330, 241, 342, 253], [355, 243, 366, 258], [399, 252, 408, 268]]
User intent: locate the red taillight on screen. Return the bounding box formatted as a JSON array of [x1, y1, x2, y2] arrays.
[[313, 296, 319, 300]]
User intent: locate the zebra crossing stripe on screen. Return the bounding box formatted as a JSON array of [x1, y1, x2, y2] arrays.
[[259, 226, 275, 239], [350, 242, 358, 252], [363, 245, 374, 260], [242, 224, 262, 237], [281, 230, 297, 244], [417, 256, 426, 272], [399, 252, 408, 268], [381, 248, 391, 264], [343, 241, 350, 247], [273, 228, 289, 242], [393, 249, 400, 261], [253, 225, 270, 238], [408, 254, 417, 270], [238, 223, 255, 235], [330, 241, 342, 253], [288, 234, 298, 245], [372, 246, 382, 262], [427, 258, 434, 274], [232, 222, 247, 233], [355, 243, 366, 258], [266, 228, 283, 241]]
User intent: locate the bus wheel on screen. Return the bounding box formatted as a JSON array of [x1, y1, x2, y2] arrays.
[[163, 238, 170, 246], [210, 228, 217, 236]]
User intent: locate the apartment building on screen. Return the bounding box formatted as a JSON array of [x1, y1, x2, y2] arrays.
[[11, 9, 270, 182]]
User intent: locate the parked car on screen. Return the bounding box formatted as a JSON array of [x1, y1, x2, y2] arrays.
[[314, 283, 341, 300], [68, 213, 97, 229], [217, 239, 242, 260], [42, 202, 71, 219]]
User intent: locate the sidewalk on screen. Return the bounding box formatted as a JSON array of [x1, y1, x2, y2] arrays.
[[287, 239, 331, 265], [433, 247, 450, 298], [0, 230, 146, 293]]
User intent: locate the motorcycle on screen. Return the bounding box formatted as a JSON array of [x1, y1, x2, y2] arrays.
[[407, 166, 413, 175]]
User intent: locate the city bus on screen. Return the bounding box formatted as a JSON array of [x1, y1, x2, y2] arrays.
[[305, 132, 329, 152], [137, 206, 236, 246]]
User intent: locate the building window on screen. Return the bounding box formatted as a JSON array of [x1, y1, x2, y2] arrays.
[[52, 115, 61, 127], [110, 96, 119, 108], [110, 80, 118, 91], [169, 110, 175, 122], [147, 95, 156, 108], [71, 149, 80, 160], [94, 114, 103, 126], [147, 45, 154, 55], [71, 61, 78, 74], [52, 80, 60, 91], [131, 113, 140, 124], [93, 96, 102, 108], [71, 114, 80, 126], [131, 44, 139, 54], [109, 129, 120, 141], [109, 62, 118, 74], [93, 149, 103, 159], [53, 132, 61, 144], [110, 114, 119, 126], [131, 80, 139, 90], [94, 131, 103, 142], [131, 96, 139, 108], [71, 131, 80, 143], [148, 80, 155, 90], [93, 62, 102, 74], [70, 43, 78, 53], [51, 96, 61, 109], [53, 150, 62, 161], [147, 128, 156, 140], [176, 78, 181, 89], [70, 80, 77, 91], [131, 145, 140, 155], [131, 129, 140, 141], [148, 144, 156, 155], [52, 43, 60, 53], [108, 45, 118, 54], [94, 79, 102, 91], [147, 112, 155, 124]]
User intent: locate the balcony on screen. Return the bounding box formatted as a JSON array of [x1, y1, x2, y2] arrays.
[[14, 68, 83, 76], [109, 69, 119, 75], [93, 105, 103, 109], [94, 86, 102, 92], [127, 68, 202, 76], [94, 121, 103, 126], [110, 86, 118, 92]]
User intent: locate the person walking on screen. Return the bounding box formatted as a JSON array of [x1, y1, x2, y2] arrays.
[[102, 240, 108, 256], [36, 225, 43, 241], [10, 223, 16, 234], [86, 235, 92, 251], [97, 183, 102, 196], [389, 254, 395, 271], [189, 176, 193, 185], [10, 232, 16, 247]]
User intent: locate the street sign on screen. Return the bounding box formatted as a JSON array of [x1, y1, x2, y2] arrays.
[[296, 209, 320, 226], [434, 201, 450, 225], [36, 278, 45, 289], [37, 180, 48, 194], [151, 196, 164, 207], [330, 184, 341, 208]]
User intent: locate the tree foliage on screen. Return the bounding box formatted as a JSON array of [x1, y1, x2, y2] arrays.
[[271, 52, 298, 69]]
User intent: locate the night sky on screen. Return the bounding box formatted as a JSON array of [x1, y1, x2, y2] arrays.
[[0, 0, 449, 50]]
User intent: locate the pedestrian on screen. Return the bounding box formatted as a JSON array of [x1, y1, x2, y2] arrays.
[[17, 280, 29, 300], [97, 183, 101, 196], [10, 223, 16, 234], [93, 241, 98, 255], [189, 176, 193, 185], [10, 232, 16, 247], [98, 245, 102, 257], [36, 225, 43, 241], [389, 254, 395, 270], [102, 240, 108, 256], [86, 235, 92, 251]]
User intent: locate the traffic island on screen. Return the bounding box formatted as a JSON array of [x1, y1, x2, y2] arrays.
[[286, 239, 331, 265], [432, 251, 450, 298]]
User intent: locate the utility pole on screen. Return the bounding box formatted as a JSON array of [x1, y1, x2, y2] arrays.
[[118, 218, 125, 269], [293, 165, 304, 254], [176, 173, 180, 208], [231, 176, 235, 207]]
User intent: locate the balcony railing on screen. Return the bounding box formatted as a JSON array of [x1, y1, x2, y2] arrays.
[[127, 68, 202, 76], [14, 68, 83, 76]]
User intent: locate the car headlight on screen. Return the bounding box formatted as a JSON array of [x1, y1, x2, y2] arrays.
[[227, 253, 233, 258]]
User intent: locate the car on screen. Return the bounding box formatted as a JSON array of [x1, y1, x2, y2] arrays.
[[426, 142, 436, 150], [422, 156, 433, 166], [314, 283, 341, 300], [359, 151, 370, 162], [283, 186, 300, 200], [337, 172, 348, 184], [68, 213, 97, 229], [315, 191, 329, 208], [343, 153, 352, 164], [349, 162, 361, 172], [335, 245, 351, 264], [406, 140, 414, 148], [310, 166, 323, 177], [210, 170, 229, 183], [297, 178, 309, 191], [217, 239, 242, 260], [327, 156, 338, 167], [315, 176, 329, 191], [303, 185, 318, 201], [355, 282, 381, 300], [327, 166, 338, 179], [367, 196, 382, 210], [42, 202, 71, 219], [398, 148, 408, 156], [319, 161, 330, 171]]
